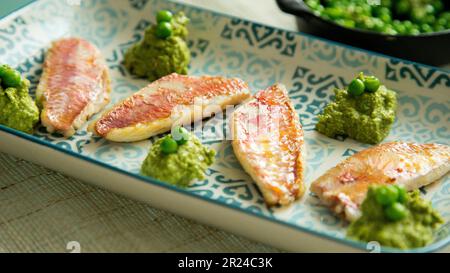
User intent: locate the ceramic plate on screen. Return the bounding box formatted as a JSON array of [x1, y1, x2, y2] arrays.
[[0, 0, 449, 252]]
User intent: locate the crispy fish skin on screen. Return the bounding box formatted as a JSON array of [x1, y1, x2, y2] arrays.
[[310, 142, 450, 221], [36, 38, 111, 137], [89, 73, 251, 142], [231, 84, 305, 206]]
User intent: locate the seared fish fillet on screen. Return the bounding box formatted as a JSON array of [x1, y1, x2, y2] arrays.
[[311, 142, 450, 221], [89, 73, 250, 142], [231, 84, 305, 206], [36, 38, 111, 137]]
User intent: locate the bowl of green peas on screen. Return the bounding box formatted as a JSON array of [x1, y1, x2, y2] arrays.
[[276, 0, 450, 66]]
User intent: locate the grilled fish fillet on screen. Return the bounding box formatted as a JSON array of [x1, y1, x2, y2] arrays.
[[231, 84, 305, 206], [311, 142, 450, 221], [36, 37, 111, 137], [89, 73, 251, 142]]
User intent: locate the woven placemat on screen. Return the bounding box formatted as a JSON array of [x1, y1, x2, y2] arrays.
[[0, 152, 280, 252]]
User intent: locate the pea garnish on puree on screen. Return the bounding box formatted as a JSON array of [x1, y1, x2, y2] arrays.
[[316, 73, 397, 144], [141, 127, 216, 187], [124, 10, 190, 82], [347, 185, 444, 249], [0, 65, 39, 134]]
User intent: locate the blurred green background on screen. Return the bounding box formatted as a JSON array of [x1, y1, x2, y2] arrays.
[[0, 0, 35, 18]]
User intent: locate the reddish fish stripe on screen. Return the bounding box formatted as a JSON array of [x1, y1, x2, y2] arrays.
[[38, 38, 109, 134], [94, 73, 249, 136], [232, 84, 305, 205]]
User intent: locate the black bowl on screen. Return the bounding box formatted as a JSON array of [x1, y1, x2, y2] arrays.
[[276, 0, 450, 66]]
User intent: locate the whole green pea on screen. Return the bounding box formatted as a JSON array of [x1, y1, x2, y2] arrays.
[[0, 65, 22, 88], [305, 0, 320, 9], [424, 4, 435, 15], [363, 76, 381, 93], [373, 18, 386, 32], [160, 136, 178, 154], [348, 78, 365, 96], [384, 26, 397, 35], [155, 22, 173, 39], [436, 17, 447, 27], [411, 8, 427, 24], [409, 27, 421, 35], [375, 185, 399, 206], [421, 24, 433, 33], [379, 12, 392, 23], [323, 7, 344, 20], [156, 10, 173, 23]]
